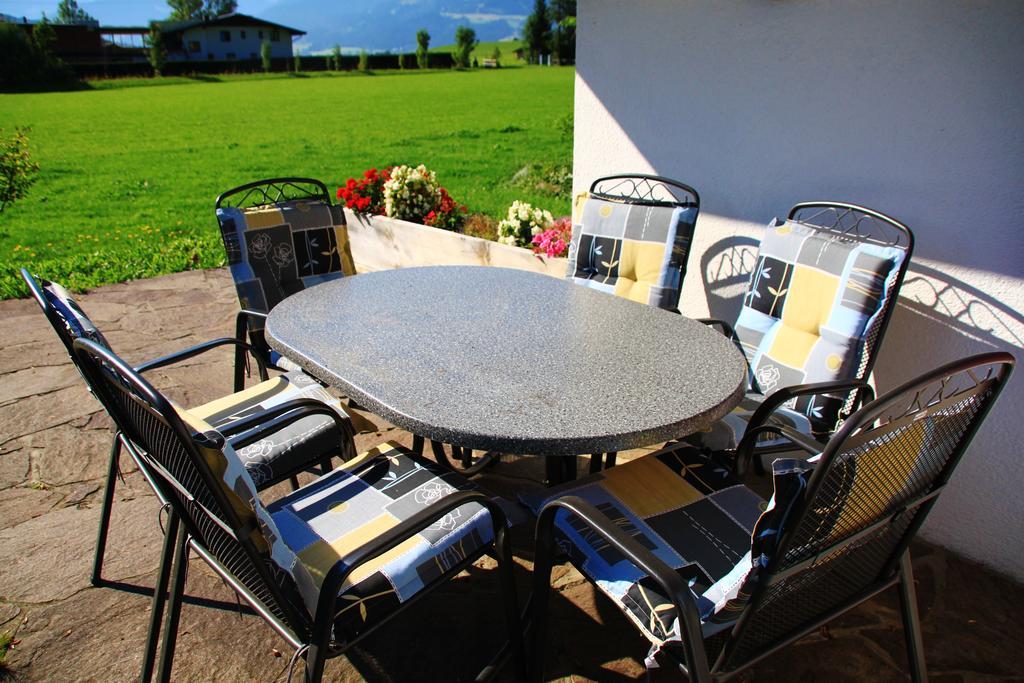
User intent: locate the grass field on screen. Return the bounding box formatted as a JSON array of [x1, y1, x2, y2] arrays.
[[433, 39, 526, 65], [0, 66, 573, 298]]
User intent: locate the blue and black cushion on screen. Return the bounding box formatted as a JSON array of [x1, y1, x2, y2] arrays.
[[39, 277, 364, 489], [566, 191, 698, 311], [266, 440, 495, 642], [216, 198, 356, 369], [695, 218, 907, 450], [522, 445, 814, 658]]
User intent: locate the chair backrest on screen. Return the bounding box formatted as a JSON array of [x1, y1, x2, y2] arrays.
[[717, 352, 1013, 671], [732, 202, 914, 432], [22, 268, 111, 360], [71, 337, 314, 640], [566, 174, 700, 311], [215, 177, 357, 360]]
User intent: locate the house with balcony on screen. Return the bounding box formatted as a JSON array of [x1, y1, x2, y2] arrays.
[[159, 12, 304, 62]]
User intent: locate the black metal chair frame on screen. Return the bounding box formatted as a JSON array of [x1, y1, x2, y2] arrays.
[[529, 351, 1013, 682], [20, 268, 339, 590], [570, 174, 701, 477], [215, 177, 334, 375], [698, 201, 915, 474], [71, 338, 526, 682]]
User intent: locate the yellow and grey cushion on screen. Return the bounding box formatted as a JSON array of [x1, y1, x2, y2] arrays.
[[521, 446, 767, 651], [694, 218, 906, 452], [566, 191, 698, 311], [267, 441, 494, 642], [216, 198, 357, 367], [185, 370, 372, 488]]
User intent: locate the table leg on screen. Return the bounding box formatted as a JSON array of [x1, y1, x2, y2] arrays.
[[544, 457, 577, 486]]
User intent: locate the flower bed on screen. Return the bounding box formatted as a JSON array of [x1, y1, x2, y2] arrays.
[[338, 164, 569, 277]]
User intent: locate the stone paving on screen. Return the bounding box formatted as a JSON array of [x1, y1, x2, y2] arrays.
[[0, 268, 1022, 682]]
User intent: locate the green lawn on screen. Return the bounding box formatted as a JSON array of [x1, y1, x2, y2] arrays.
[[433, 39, 526, 65], [0, 66, 573, 298]]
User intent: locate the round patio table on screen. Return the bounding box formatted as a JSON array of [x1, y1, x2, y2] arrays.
[[265, 266, 747, 482]]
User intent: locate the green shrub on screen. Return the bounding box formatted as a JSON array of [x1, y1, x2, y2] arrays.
[[358, 50, 369, 72], [454, 26, 477, 68], [0, 128, 40, 213], [260, 40, 271, 72], [1, 231, 224, 299], [416, 29, 430, 69]]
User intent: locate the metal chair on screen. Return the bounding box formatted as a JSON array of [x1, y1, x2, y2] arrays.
[[529, 352, 1013, 681], [215, 177, 356, 374], [567, 173, 700, 312], [689, 202, 914, 474], [21, 268, 358, 588], [72, 338, 525, 683]]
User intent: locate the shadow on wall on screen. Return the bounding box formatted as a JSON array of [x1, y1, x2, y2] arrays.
[[701, 236, 1023, 368]]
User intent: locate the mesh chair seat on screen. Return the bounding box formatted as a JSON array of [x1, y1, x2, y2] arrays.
[[184, 370, 372, 488], [522, 446, 768, 649], [267, 440, 494, 643]]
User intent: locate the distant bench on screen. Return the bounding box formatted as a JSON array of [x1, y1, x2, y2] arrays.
[[482, 58, 499, 68]]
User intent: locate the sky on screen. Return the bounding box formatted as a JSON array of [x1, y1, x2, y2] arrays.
[[0, 1, 529, 52], [0, 0, 278, 25]]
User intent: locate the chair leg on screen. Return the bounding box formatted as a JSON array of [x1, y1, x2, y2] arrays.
[[495, 526, 527, 682], [304, 644, 327, 683], [588, 454, 602, 474], [155, 526, 190, 683], [412, 434, 424, 455], [140, 510, 180, 683], [289, 475, 301, 491], [91, 433, 123, 586], [603, 452, 617, 469], [529, 515, 558, 683], [898, 550, 928, 683]]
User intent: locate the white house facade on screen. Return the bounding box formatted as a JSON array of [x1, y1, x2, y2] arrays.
[[161, 13, 302, 61], [573, 1, 1024, 578]]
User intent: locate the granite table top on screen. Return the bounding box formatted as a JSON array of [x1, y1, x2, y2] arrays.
[[266, 266, 747, 456]]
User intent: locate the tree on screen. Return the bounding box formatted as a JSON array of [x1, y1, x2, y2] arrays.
[[0, 19, 72, 89], [56, 0, 96, 25], [167, 0, 236, 21], [0, 128, 41, 213], [415, 29, 430, 69], [358, 49, 369, 72], [550, 0, 576, 64], [491, 45, 502, 67], [146, 22, 167, 76], [293, 49, 301, 73], [453, 26, 476, 68], [523, 0, 552, 64], [398, 53, 407, 70], [260, 40, 271, 72], [331, 44, 341, 71]]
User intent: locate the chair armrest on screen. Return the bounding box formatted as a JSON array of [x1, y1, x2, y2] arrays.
[[309, 490, 510, 650], [738, 424, 823, 461], [534, 496, 710, 680], [736, 378, 873, 472], [219, 397, 354, 452], [235, 309, 268, 341], [135, 337, 268, 382]]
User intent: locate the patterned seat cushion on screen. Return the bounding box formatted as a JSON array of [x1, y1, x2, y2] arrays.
[[186, 370, 375, 488], [693, 218, 905, 453], [522, 446, 767, 649], [267, 441, 494, 643], [216, 198, 357, 359], [566, 191, 698, 311]]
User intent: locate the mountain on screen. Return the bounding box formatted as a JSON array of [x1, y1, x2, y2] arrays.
[[256, 0, 532, 54]]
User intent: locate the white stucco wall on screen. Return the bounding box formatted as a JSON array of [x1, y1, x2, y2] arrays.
[[177, 24, 293, 61], [574, 0, 1024, 578]]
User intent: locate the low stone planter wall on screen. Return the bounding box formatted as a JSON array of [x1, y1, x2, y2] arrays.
[[344, 209, 567, 278]]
